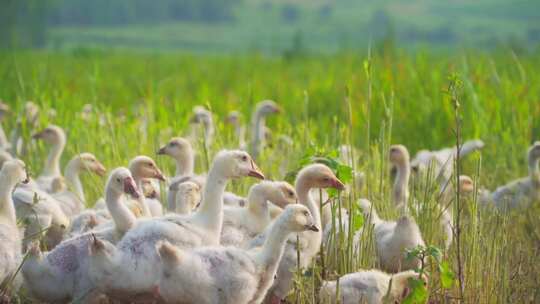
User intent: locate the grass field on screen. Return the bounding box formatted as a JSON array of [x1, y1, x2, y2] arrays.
[[1, 48, 539, 302]]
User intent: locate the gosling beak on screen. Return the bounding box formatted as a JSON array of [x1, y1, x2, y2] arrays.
[[248, 159, 265, 180], [154, 170, 166, 182], [157, 146, 167, 155], [331, 178, 345, 191], [95, 163, 107, 177], [22, 171, 30, 184], [306, 224, 319, 232], [31, 131, 44, 139], [124, 177, 141, 199]]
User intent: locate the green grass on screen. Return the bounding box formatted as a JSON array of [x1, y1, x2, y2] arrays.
[[0, 48, 539, 303]]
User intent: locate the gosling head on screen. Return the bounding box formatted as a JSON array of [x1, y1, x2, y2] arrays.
[[157, 137, 192, 159], [25, 101, 40, 125], [255, 100, 281, 116], [225, 111, 242, 126], [189, 106, 213, 125], [140, 179, 159, 199], [176, 181, 201, 211], [1, 159, 29, 185], [32, 125, 66, 145], [459, 175, 474, 194], [296, 164, 345, 191], [128, 156, 165, 182], [213, 150, 264, 180], [281, 204, 319, 232], [107, 167, 141, 199], [78, 153, 107, 176], [528, 142, 540, 161], [389, 270, 428, 301], [389, 145, 410, 166], [275, 181, 297, 207]]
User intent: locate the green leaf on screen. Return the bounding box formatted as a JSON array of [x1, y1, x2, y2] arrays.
[[336, 164, 353, 184], [352, 208, 364, 232], [402, 278, 428, 304], [439, 261, 455, 289]]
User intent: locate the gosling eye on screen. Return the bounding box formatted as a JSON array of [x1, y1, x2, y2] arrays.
[[303, 211, 309, 216], [116, 178, 121, 183], [169, 142, 177, 147], [241, 155, 248, 162], [323, 177, 330, 182], [288, 191, 294, 196]]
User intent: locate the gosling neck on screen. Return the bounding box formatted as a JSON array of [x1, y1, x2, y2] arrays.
[[43, 138, 66, 177], [106, 188, 136, 234], [193, 166, 227, 242], [0, 173, 18, 224], [174, 151, 194, 177], [250, 110, 266, 158], [64, 158, 85, 203], [255, 214, 291, 266], [528, 152, 540, 185], [0, 123, 9, 149], [392, 161, 410, 206], [247, 186, 271, 221], [296, 179, 321, 230]]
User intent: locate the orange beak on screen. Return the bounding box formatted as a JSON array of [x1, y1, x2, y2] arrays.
[[330, 178, 345, 191], [95, 163, 107, 177], [248, 159, 265, 180], [154, 169, 166, 182]]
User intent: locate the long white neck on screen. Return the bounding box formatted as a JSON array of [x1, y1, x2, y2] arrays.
[[296, 181, 321, 230], [106, 188, 136, 234], [174, 152, 194, 176], [0, 123, 9, 149], [234, 123, 246, 148], [192, 168, 227, 240], [203, 119, 214, 145], [247, 187, 271, 222], [392, 162, 410, 206], [0, 174, 17, 224], [132, 174, 152, 217], [250, 111, 266, 158], [64, 158, 85, 203], [529, 153, 540, 185], [254, 214, 291, 266], [43, 138, 65, 176]]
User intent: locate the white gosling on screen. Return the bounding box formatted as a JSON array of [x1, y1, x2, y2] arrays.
[[480, 142, 540, 210], [21, 167, 141, 303], [52, 153, 107, 218], [357, 199, 425, 273], [0, 160, 29, 295], [220, 180, 297, 247], [32, 125, 67, 193], [13, 183, 70, 250], [86, 150, 264, 302], [319, 269, 424, 304], [411, 139, 484, 187], [151, 204, 318, 304], [248, 163, 345, 303]]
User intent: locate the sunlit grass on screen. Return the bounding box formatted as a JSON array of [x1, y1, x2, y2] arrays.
[[0, 48, 538, 303]]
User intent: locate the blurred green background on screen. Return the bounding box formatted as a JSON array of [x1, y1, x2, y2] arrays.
[[2, 0, 540, 53]]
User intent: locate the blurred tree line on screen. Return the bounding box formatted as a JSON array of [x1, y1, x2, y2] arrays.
[[0, 0, 242, 48]]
